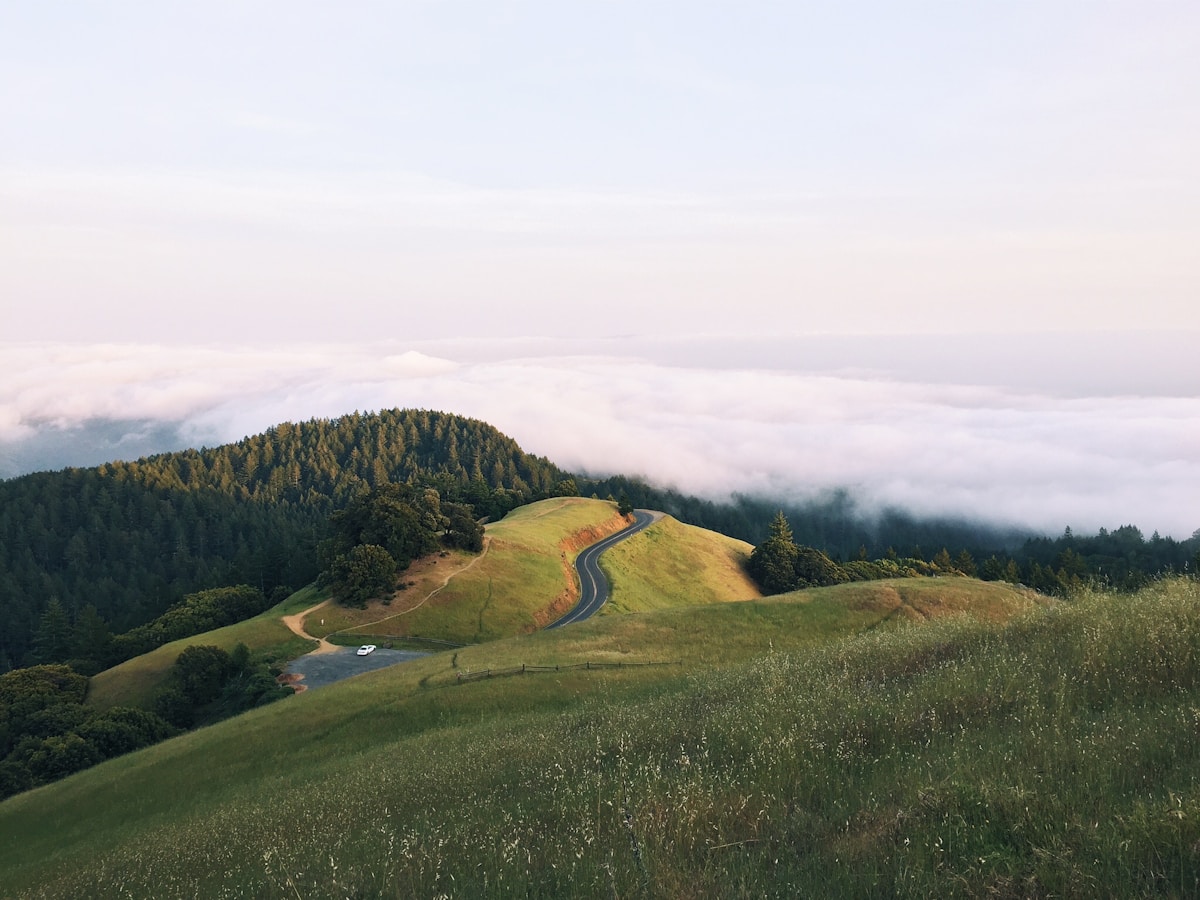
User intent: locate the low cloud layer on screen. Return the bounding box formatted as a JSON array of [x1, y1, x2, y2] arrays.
[[2, 339, 1197, 538]]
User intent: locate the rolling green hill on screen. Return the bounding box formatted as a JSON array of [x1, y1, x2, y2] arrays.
[[325, 498, 763, 646], [6, 468, 1199, 898], [326, 497, 638, 644], [599, 513, 762, 613], [80, 498, 758, 711], [0, 572, 1089, 898]]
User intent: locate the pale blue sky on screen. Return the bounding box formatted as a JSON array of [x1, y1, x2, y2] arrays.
[[2, 3, 1198, 535], [2, 1, 1197, 341]]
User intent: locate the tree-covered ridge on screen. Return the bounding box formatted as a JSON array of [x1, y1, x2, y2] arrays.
[[0, 410, 568, 669], [744, 511, 962, 594], [746, 511, 1200, 598], [317, 483, 485, 607]]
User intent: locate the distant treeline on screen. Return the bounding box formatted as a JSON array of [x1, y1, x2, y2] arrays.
[[0, 410, 570, 669], [983, 525, 1200, 595], [743, 511, 1200, 598]]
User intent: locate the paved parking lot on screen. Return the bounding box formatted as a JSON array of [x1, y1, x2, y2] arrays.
[[284, 647, 429, 691]]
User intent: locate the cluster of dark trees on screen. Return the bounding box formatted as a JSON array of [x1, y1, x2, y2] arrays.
[[29, 586, 278, 677], [0, 642, 290, 801], [0, 665, 175, 800], [0, 409, 570, 669], [978, 525, 1200, 595], [317, 483, 485, 607], [746, 512, 971, 594], [149, 642, 290, 731]]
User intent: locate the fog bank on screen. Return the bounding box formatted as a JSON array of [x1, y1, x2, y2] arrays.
[[2, 337, 1197, 539]]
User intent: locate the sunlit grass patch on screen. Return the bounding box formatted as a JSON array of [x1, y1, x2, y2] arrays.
[[344, 497, 632, 643], [600, 514, 763, 613]]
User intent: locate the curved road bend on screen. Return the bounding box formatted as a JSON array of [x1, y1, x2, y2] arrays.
[[547, 509, 662, 629]]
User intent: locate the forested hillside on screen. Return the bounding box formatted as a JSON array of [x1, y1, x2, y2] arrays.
[[0, 410, 569, 669]]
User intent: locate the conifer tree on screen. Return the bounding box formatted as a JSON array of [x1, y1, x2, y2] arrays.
[[748, 512, 799, 594]]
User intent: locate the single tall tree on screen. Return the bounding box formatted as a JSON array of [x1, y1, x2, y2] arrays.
[[748, 512, 800, 594]]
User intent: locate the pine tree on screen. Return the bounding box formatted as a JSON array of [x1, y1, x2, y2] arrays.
[[748, 512, 799, 594], [954, 549, 978, 577]]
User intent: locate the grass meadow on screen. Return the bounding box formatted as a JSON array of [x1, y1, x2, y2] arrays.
[[314, 498, 762, 648], [598, 514, 763, 613], [6, 577, 1197, 897], [323, 498, 634, 645]]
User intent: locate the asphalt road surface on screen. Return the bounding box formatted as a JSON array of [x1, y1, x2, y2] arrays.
[[285, 647, 429, 691], [547, 509, 661, 629]]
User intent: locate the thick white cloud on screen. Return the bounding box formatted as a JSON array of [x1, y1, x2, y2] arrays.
[[2, 340, 1197, 538]]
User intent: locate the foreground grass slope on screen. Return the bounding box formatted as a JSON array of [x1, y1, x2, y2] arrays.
[[0, 576, 1102, 898]]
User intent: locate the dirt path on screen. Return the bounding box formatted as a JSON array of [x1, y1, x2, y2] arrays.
[[354, 535, 493, 630], [531, 500, 573, 517], [281, 537, 493, 655], [281, 599, 340, 655]]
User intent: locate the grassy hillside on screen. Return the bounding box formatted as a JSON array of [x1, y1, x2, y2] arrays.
[[312, 497, 633, 644], [81, 498, 759, 709], [318, 498, 766, 646], [86, 588, 321, 710], [600, 513, 763, 612], [0, 576, 1099, 898]]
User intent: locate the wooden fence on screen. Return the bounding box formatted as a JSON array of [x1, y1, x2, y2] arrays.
[[455, 660, 679, 683]]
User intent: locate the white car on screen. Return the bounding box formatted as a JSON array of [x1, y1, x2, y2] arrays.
[[356, 644, 377, 656]]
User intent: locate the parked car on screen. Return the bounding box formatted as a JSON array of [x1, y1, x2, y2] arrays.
[[356, 644, 377, 656]]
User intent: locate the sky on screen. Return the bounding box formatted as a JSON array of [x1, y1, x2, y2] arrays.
[[1, 2, 1197, 537]]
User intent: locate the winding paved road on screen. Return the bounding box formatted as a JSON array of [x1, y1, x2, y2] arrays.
[[547, 509, 662, 629], [283, 509, 660, 689]]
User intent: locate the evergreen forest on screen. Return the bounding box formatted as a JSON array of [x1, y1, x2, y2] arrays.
[[0, 410, 570, 670]]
